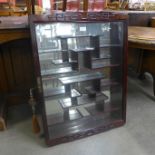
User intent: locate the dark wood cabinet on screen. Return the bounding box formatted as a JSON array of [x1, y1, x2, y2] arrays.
[[0, 28, 35, 106], [30, 12, 128, 146]]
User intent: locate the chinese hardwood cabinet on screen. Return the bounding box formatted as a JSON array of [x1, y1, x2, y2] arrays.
[[30, 12, 128, 146]]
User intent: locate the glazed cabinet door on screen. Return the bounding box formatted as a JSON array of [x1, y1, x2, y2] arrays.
[[30, 12, 128, 146]]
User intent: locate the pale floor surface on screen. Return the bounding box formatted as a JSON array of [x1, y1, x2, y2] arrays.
[[0, 75, 155, 155]]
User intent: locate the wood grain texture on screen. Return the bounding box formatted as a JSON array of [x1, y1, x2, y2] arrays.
[[46, 120, 125, 146], [0, 52, 8, 92], [0, 37, 35, 105], [0, 29, 30, 44], [128, 26, 155, 95], [129, 26, 155, 41]]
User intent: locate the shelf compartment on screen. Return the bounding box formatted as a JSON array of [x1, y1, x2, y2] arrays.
[[85, 87, 97, 98], [60, 97, 79, 109], [84, 57, 120, 69], [79, 93, 108, 105], [40, 60, 71, 72], [59, 72, 104, 85], [56, 35, 96, 39], [63, 108, 82, 121], [39, 51, 68, 62], [41, 67, 73, 76], [59, 98, 77, 108], [48, 109, 122, 140], [84, 79, 119, 96], [84, 87, 109, 100], [101, 79, 119, 88], [47, 108, 82, 126], [85, 103, 120, 117], [59, 92, 108, 109], [47, 113, 64, 126], [59, 89, 81, 108]]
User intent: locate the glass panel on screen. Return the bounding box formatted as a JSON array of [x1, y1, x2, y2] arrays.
[[35, 21, 124, 140]]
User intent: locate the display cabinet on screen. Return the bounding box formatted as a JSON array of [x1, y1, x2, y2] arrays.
[[30, 12, 128, 146]]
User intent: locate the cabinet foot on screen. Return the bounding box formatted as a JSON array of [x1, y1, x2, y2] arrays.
[[0, 117, 6, 131]]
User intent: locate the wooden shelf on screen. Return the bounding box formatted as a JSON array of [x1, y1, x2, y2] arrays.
[[47, 108, 82, 126], [44, 87, 81, 99], [59, 72, 104, 85], [48, 107, 122, 140], [92, 62, 120, 69], [59, 92, 108, 108], [85, 103, 120, 116], [39, 49, 67, 54], [41, 67, 73, 76], [85, 79, 119, 92], [69, 47, 94, 53], [42, 72, 78, 81]]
